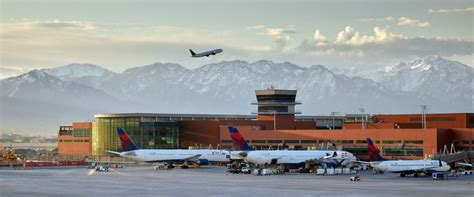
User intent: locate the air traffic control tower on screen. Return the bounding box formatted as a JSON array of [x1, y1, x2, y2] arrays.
[[252, 89, 301, 130]]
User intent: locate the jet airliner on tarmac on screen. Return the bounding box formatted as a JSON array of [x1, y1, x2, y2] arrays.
[[366, 138, 450, 177], [227, 126, 357, 168], [189, 49, 223, 57], [108, 128, 230, 168]]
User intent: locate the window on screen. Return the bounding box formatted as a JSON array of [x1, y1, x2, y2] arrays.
[[251, 140, 266, 143], [342, 146, 368, 155], [301, 140, 318, 144], [73, 128, 92, 137], [409, 117, 456, 122], [258, 106, 288, 113], [267, 140, 283, 143], [404, 140, 423, 144], [383, 140, 402, 144], [383, 146, 423, 156], [340, 140, 354, 144], [355, 140, 367, 144], [284, 140, 300, 143]]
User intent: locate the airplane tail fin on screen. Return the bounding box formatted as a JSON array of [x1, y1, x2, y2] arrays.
[[367, 138, 386, 161], [117, 128, 139, 151], [189, 49, 196, 56], [228, 126, 253, 151]]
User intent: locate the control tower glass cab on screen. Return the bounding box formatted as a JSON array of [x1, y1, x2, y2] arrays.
[[252, 89, 301, 130]]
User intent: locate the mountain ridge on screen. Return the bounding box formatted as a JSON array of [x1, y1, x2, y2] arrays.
[[1, 56, 472, 134]]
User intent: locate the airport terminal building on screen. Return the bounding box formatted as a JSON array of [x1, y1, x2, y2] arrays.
[[57, 89, 474, 161]]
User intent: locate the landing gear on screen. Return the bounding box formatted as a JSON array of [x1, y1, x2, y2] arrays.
[[400, 173, 406, 177], [414, 173, 420, 177]]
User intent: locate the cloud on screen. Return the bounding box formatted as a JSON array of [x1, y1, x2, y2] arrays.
[[313, 30, 327, 46], [0, 20, 246, 70], [271, 35, 291, 51], [334, 26, 404, 45], [359, 17, 396, 22], [359, 17, 430, 28], [429, 7, 474, 13], [265, 28, 297, 37], [397, 17, 430, 27], [247, 25, 297, 51], [1, 20, 97, 33], [246, 25, 266, 30], [297, 26, 473, 63]]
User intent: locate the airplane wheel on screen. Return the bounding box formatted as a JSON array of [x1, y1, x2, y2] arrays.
[[414, 173, 419, 177], [400, 173, 406, 177]]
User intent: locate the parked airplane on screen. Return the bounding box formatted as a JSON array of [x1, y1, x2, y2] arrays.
[[107, 128, 230, 168], [227, 126, 357, 169], [366, 138, 450, 177], [189, 49, 223, 57]]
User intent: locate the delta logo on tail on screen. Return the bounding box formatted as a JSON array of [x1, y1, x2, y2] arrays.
[[117, 128, 139, 151], [367, 138, 386, 161], [228, 126, 253, 151]]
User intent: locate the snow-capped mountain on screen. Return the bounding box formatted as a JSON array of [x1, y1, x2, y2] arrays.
[[43, 63, 117, 89], [99, 60, 419, 114], [0, 70, 123, 133], [1, 56, 472, 133], [0, 69, 115, 103], [378, 56, 473, 111]]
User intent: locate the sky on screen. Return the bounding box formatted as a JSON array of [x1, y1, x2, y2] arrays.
[[0, 0, 473, 72]]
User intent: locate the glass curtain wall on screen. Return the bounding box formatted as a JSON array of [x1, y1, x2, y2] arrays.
[[92, 117, 179, 156]]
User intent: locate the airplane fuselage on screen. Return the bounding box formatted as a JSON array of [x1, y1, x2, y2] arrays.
[[191, 49, 223, 57], [119, 149, 230, 163], [372, 160, 450, 173], [236, 150, 357, 166]]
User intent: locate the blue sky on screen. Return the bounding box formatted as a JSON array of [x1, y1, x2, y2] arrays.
[[1, 0, 472, 71]]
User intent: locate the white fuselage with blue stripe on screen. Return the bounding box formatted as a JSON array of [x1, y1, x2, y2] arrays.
[[120, 149, 230, 163], [372, 160, 450, 173], [240, 150, 357, 166]]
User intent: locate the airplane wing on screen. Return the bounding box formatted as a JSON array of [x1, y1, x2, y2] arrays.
[[144, 154, 202, 163], [106, 150, 121, 155], [184, 154, 202, 161], [456, 162, 473, 167]]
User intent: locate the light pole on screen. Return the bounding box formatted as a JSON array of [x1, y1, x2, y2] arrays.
[[331, 112, 338, 130], [273, 110, 277, 130], [359, 108, 365, 129]]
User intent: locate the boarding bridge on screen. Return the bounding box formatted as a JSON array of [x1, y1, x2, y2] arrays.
[[432, 144, 474, 163], [433, 151, 470, 163]]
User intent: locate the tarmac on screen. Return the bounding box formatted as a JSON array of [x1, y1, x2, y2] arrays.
[[0, 166, 473, 197]]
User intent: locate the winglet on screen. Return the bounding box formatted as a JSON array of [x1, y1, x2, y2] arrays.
[[228, 126, 253, 151], [189, 49, 196, 56], [367, 138, 386, 161], [117, 128, 139, 151]]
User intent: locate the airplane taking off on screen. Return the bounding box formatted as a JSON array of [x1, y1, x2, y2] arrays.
[[366, 138, 450, 177], [227, 126, 357, 168], [108, 128, 230, 168], [189, 49, 223, 58]]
